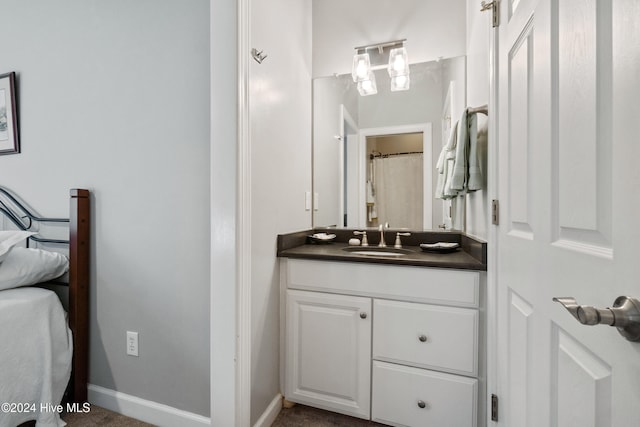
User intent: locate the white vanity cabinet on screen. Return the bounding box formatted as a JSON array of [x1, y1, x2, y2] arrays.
[[280, 258, 483, 427]]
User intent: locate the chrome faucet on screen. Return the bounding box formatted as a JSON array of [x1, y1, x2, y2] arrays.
[[378, 222, 389, 247]]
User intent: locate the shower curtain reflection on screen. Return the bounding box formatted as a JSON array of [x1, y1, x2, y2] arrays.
[[369, 153, 423, 229]]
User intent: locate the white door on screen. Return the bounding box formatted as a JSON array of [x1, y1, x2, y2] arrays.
[[285, 289, 372, 419], [496, 0, 640, 426]]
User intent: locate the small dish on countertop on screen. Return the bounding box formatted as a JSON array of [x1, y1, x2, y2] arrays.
[[308, 233, 337, 244], [419, 242, 460, 253]]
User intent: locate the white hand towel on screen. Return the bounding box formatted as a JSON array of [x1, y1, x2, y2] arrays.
[[466, 113, 483, 191], [435, 121, 459, 200], [366, 180, 375, 204], [450, 109, 469, 191]]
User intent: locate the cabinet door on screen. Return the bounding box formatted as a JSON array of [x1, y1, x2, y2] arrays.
[[285, 289, 371, 419]]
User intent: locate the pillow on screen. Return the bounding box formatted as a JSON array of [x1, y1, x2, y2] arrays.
[[0, 230, 37, 263], [0, 247, 69, 291]]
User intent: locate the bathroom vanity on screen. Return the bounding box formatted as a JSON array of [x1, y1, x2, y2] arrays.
[[278, 229, 487, 427]]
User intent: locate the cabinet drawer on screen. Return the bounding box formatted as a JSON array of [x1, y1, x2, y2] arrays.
[[373, 299, 478, 376], [372, 361, 477, 427], [284, 259, 480, 308]]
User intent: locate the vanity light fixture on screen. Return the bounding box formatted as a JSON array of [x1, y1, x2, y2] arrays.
[[352, 39, 409, 95]]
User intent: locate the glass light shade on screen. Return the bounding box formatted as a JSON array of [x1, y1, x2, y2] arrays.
[[352, 53, 372, 82], [357, 71, 377, 96], [390, 74, 410, 91], [387, 47, 409, 77]]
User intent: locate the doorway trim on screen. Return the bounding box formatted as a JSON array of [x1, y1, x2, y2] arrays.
[[486, 10, 500, 427], [338, 104, 359, 227], [358, 123, 433, 229], [210, 0, 252, 424]]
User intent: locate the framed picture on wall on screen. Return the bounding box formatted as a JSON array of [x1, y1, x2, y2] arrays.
[[0, 72, 19, 155]]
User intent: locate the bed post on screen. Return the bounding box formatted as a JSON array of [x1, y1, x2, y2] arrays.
[[68, 189, 90, 403]]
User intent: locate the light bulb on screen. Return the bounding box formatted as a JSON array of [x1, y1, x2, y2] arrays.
[[352, 53, 371, 83], [357, 71, 377, 96], [393, 55, 406, 72], [387, 47, 409, 78], [390, 74, 410, 91], [356, 60, 369, 79]]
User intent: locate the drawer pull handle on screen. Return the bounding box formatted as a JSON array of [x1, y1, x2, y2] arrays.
[[417, 400, 427, 409], [360, 312, 368, 319], [418, 334, 428, 342]]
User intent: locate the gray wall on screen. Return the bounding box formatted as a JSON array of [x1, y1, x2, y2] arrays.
[[0, 0, 210, 416]]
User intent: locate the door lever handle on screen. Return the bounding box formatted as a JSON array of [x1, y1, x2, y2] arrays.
[[553, 296, 640, 342]]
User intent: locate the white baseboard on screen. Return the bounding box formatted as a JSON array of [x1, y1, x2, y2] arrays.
[[88, 384, 210, 427], [253, 393, 282, 427]]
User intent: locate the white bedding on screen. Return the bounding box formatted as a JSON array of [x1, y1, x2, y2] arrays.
[[0, 287, 72, 427]]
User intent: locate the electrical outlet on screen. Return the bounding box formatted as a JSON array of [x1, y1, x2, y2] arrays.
[[127, 331, 139, 357]]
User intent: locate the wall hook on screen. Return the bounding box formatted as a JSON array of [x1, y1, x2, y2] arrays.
[[251, 48, 268, 64]]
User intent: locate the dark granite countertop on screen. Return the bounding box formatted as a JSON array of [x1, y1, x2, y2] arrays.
[[277, 229, 487, 271]]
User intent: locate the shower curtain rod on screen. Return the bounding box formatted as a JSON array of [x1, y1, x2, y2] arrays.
[[370, 151, 423, 159]]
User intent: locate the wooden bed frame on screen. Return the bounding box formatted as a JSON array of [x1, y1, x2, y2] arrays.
[[68, 188, 90, 403], [0, 188, 90, 404]]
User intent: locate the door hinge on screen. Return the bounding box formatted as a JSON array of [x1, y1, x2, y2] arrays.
[[492, 199, 500, 225], [491, 394, 499, 421], [480, 0, 500, 28]]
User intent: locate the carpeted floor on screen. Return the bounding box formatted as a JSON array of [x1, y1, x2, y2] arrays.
[[272, 404, 386, 426], [62, 405, 154, 426]]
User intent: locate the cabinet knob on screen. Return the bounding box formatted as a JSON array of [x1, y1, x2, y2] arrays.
[[418, 334, 427, 342], [360, 312, 367, 319], [417, 400, 427, 409]]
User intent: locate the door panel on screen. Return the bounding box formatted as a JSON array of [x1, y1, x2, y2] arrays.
[[552, 327, 612, 427], [553, 0, 613, 254], [507, 17, 534, 238], [507, 291, 533, 427]]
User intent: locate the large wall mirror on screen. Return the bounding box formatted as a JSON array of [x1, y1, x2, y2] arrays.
[[312, 56, 466, 230]]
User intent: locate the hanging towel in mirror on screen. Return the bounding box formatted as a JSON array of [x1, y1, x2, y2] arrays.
[[450, 108, 483, 192], [435, 120, 459, 200]]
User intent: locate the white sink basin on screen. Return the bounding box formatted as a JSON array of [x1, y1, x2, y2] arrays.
[[341, 246, 413, 257]]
